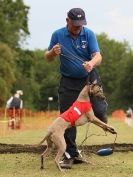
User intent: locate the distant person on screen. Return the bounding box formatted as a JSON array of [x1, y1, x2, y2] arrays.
[[6, 90, 23, 129], [126, 107, 133, 118], [125, 107, 133, 127]]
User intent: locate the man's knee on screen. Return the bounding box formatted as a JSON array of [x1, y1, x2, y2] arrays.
[[64, 127, 77, 142]]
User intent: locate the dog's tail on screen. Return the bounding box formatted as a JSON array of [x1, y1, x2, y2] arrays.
[[38, 131, 52, 146], [32, 131, 52, 147]]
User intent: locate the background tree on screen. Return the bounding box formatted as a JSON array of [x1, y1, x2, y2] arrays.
[[0, 0, 29, 48], [0, 43, 15, 106], [118, 51, 133, 109], [0, 0, 30, 107], [13, 49, 40, 110], [97, 33, 133, 112], [33, 50, 60, 110]]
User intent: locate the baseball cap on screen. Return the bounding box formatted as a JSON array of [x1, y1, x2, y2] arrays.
[[67, 8, 87, 26]]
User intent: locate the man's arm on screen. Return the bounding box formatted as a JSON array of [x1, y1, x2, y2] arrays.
[[91, 52, 102, 66], [83, 52, 102, 72], [20, 100, 23, 109], [6, 97, 13, 108], [44, 43, 61, 62]]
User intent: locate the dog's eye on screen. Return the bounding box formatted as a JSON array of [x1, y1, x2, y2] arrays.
[[96, 90, 100, 94]]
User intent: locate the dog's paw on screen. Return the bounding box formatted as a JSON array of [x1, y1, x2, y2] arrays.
[[107, 127, 117, 134], [40, 166, 44, 170]]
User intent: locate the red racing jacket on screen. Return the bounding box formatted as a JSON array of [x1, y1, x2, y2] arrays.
[[60, 101, 92, 126]]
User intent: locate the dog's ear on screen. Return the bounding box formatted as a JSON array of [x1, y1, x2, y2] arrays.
[[100, 85, 103, 91]]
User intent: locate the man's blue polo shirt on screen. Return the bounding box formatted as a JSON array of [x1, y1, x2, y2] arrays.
[[48, 26, 100, 78]]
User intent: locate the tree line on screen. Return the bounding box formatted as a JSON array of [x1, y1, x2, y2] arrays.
[[0, 0, 133, 113]]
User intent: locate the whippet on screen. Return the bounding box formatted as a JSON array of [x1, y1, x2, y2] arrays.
[[35, 81, 116, 171]]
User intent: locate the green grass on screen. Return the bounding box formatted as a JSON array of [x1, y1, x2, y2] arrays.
[[0, 152, 133, 177], [0, 118, 132, 145], [0, 117, 133, 177]]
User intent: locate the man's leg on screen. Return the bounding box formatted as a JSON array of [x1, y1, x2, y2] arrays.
[[59, 91, 87, 168], [59, 90, 79, 158], [58, 76, 87, 168], [90, 96, 108, 123], [64, 127, 78, 158]]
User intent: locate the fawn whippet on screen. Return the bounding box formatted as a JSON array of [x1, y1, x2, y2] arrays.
[[35, 81, 116, 171]]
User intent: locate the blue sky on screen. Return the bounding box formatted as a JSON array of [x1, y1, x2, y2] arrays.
[[23, 0, 133, 50]]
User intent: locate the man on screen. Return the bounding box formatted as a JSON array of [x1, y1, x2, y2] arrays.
[[45, 8, 108, 169], [6, 90, 23, 129]]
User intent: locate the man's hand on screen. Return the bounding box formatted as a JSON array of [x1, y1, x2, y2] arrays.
[[51, 43, 61, 56], [45, 43, 61, 61], [82, 61, 94, 72]]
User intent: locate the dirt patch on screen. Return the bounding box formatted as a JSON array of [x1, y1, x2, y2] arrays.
[[0, 143, 133, 154], [0, 143, 44, 154], [79, 143, 133, 153]]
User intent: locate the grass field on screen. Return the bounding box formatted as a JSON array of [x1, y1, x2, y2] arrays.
[[0, 113, 133, 177]]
